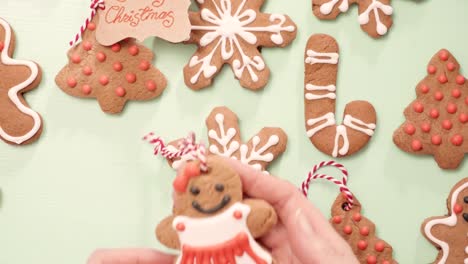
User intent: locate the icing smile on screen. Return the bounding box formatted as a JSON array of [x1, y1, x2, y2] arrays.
[[192, 196, 231, 214]]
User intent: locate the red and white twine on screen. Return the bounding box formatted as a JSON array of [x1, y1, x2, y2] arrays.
[[301, 161, 354, 210], [143, 132, 208, 172], [69, 0, 105, 46]]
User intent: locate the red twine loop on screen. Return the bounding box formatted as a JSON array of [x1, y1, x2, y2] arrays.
[[143, 132, 208, 172], [69, 0, 105, 46], [301, 161, 354, 210]]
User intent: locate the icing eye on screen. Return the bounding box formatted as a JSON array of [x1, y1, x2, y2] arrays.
[[464, 196, 468, 204], [464, 213, 468, 223], [215, 184, 225, 192], [190, 186, 200, 196]]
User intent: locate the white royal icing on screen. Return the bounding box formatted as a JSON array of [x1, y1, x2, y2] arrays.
[[332, 125, 349, 158], [305, 49, 339, 65], [358, 0, 393, 36], [319, 0, 349, 15], [424, 181, 468, 264], [0, 18, 41, 144], [239, 135, 279, 172], [209, 113, 240, 158], [190, 0, 295, 84], [306, 112, 336, 137], [173, 202, 272, 264], [305, 83, 336, 100]]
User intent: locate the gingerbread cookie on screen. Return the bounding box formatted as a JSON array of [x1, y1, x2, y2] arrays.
[[304, 34, 377, 158], [0, 18, 43, 145], [56, 14, 167, 114], [393, 49, 468, 169], [185, 0, 297, 90], [312, 0, 393, 38], [422, 178, 468, 264], [156, 155, 277, 264]]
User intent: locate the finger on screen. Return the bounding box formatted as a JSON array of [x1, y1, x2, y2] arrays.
[[87, 249, 176, 264]]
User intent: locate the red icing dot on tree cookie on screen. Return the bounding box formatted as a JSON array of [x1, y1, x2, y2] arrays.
[[431, 135, 442, 145], [456, 75, 466, 85], [83, 41, 92, 51], [367, 255, 377, 264], [139, 60, 151, 71], [67, 77, 77, 88], [421, 123, 431, 133], [439, 50, 449, 61], [413, 102, 424, 113], [447, 103, 457, 114], [404, 124, 416, 135], [332, 216, 342, 224], [82, 84, 92, 95], [430, 109, 440, 119], [71, 54, 81, 64], [447, 62, 456, 71], [233, 210, 243, 219], [357, 240, 368, 250], [427, 65, 437, 74], [451, 135, 464, 146], [434, 91, 444, 101], [452, 88, 461, 98], [343, 225, 352, 235], [87, 22, 96, 31], [375, 241, 385, 252], [115, 87, 126, 97], [128, 45, 139, 56], [420, 84, 429, 94], [111, 43, 121, 52], [99, 75, 109, 86], [411, 140, 423, 151], [454, 203, 463, 214], [113, 62, 123, 72], [442, 120, 453, 130], [82, 66, 93, 76], [126, 73, 137, 83], [459, 113, 468, 124], [176, 223, 185, 231], [438, 74, 448, 84], [353, 213, 362, 222], [96, 52, 106, 62], [360, 226, 369, 236], [146, 80, 157, 91]]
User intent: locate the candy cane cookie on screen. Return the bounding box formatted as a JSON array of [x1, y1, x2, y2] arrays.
[[304, 34, 376, 158]]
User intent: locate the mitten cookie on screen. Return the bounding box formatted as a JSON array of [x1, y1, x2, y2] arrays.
[[0, 17, 43, 145], [312, 0, 393, 38], [422, 178, 468, 264], [185, 0, 297, 90], [393, 49, 468, 169], [56, 14, 167, 114], [304, 34, 377, 158], [331, 195, 397, 264], [156, 155, 277, 264]]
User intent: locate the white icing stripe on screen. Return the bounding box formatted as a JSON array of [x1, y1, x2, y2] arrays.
[[208, 113, 240, 157], [343, 115, 376, 136], [305, 84, 336, 100], [306, 84, 336, 92], [332, 125, 349, 158], [0, 18, 41, 144], [239, 135, 279, 172], [305, 49, 339, 65], [424, 182, 468, 264], [319, 0, 350, 15], [306, 113, 336, 137], [358, 0, 393, 36]]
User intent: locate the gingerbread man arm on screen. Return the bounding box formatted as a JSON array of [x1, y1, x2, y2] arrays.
[[243, 199, 277, 238], [156, 215, 180, 250]]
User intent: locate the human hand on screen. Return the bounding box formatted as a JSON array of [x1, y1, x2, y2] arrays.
[[87, 248, 174, 264], [224, 158, 359, 264]]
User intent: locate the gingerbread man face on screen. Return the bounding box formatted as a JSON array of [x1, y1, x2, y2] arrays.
[[173, 156, 243, 218]]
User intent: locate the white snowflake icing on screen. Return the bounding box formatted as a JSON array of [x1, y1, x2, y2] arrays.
[[239, 135, 280, 172], [208, 113, 240, 157], [189, 0, 295, 84]]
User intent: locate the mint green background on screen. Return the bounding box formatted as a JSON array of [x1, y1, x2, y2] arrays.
[[1, 0, 467, 263]]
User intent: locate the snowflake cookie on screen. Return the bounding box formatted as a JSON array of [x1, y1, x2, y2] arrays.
[[184, 0, 297, 90], [312, 0, 393, 38]]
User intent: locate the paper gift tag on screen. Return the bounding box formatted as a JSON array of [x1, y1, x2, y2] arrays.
[[96, 0, 191, 46]]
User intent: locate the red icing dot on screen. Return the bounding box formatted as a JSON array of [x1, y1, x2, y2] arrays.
[[456, 75, 466, 85], [357, 240, 368, 250], [111, 43, 121, 52], [87, 22, 96, 31], [233, 210, 243, 219], [434, 91, 444, 101], [0, 41, 4, 52], [442, 120, 453, 130], [82, 84, 92, 95], [126, 73, 137, 83], [139, 60, 151, 71], [375, 241, 386, 252], [447, 62, 456, 71], [99, 76, 109, 86], [343, 225, 352, 235], [459, 113, 468, 123], [454, 203, 463, 214], [115, 87, 126, 97], [146, 80, 157, 91], [411, 140, 423, 151], [420, 84, 429, 94], [427, 65, 437, 74], [438, 74, 448, 84], [430, 109, 439, 119], [360, 226, 370, 236], [352, 213, 362, 222], [83, 41, 92, 51], [382, 261, 390, 264], [421, 123, 431, 133], [71, 54, 81, 64], [439, 50, 449, 61], [67, 77, 77, 88], [113, 62, 123, 72], [404, 124, 416, 135], [96, 52, 106, 62], [431, 135, 442, 145], [82, 66, 93, 76], [447, 103, 457, 114], [452, 88, 461, 98], [413, 102, 424, 113], [466, 96, 468, 105], [451, 135, 464, 146], [367, 255, 377, 264], [176, 223, 185, 231], [128, 45, 139, 56], [332, 216, 342, 224]]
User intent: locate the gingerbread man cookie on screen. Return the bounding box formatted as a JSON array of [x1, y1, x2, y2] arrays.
[[56, 14, 167, 114], [393, 49, 467, 169], [156, 156, 277, 264], [422, 178, 468, 264], [185, 0, 297, 90], [0, 17, 43, 145], [304, 34, 377, 158], [312, 0, 393, 38]]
